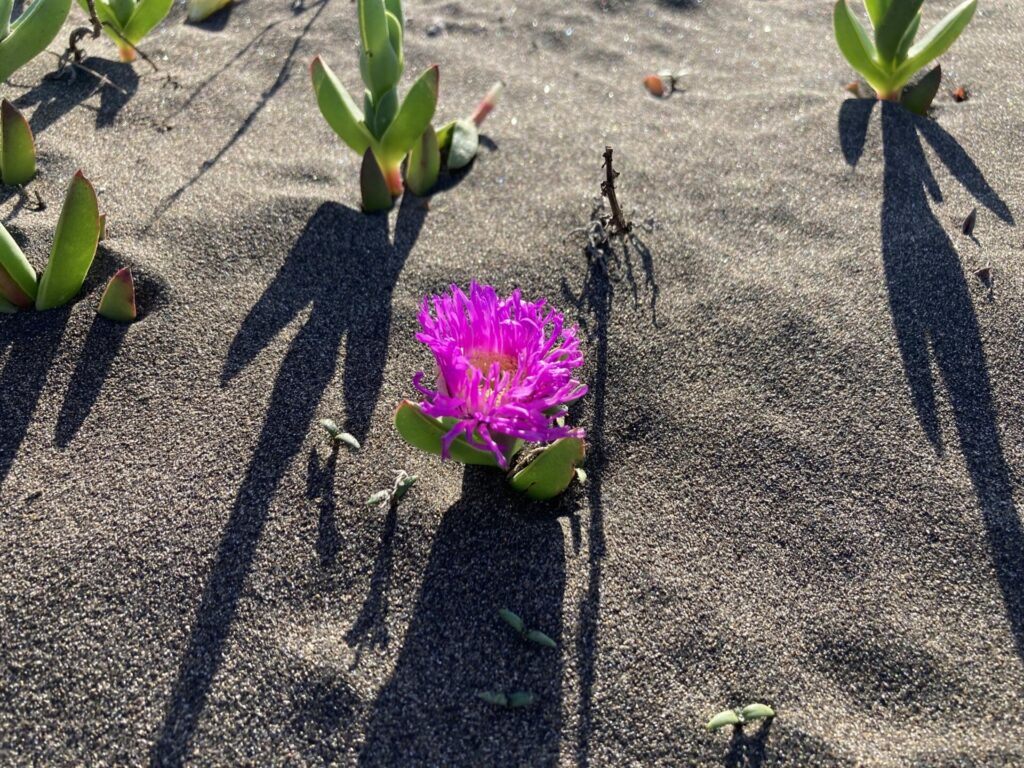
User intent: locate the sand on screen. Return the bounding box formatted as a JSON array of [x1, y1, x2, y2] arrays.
[[2, 0, 1023, 764]]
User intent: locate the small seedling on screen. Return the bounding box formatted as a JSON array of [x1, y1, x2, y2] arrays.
[[78, 0, 173, 62], [478, 690, 535, 709], [366, 469, 418, 508], [706, 703, 776, 732], [97, 266, 136, 322], [0, 0, 73, 185], [834, 0, 977, 104], [962, 207, 977, 236], [0, 170, 102, 313], [187, 0, 231, 22], [498, 608, 558, 649], [318, 418, 360, 451]]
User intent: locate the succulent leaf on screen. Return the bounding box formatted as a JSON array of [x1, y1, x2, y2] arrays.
[[498, 608, 526, 634], [875, 0, 924, 63], [895, 12, 921, 62], [446, 118, 479, 170], [97, 266, 137, 322], [740, 703, 776, 722], [393, 399, 501, 466], [833, 1, 888, 93], [507, 692, 535, 708], [507, 437, 585, 500], [35, 171, 101, 311], [863, 0, 891, 29], [360, 148, 393, 212], [385, 10, 403, 68], [379, 65, 439, 165], [311, 56, 373, 154], [0, 293, 16, 312], [186, 0, 231, 22], [0, 99, 35, 186], [0, 221, 36, 306], [383, 0, 403, 30], [706, 710, 742, 731], [899, 0, 977, 79], [477, 691, 508, 707], [526, 629, 557, 649], [405, 125, 440, 196], [900, 64, 941, 115], [358, 0, 389, 56], [0, 0, 71, 82]]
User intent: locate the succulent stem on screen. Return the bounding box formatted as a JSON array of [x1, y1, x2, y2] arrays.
[[383, 163, 403, 195], [877, 89, 902, 102], [117, 43, 136, 62]]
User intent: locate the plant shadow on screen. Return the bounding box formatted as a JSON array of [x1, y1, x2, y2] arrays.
[[15, 56, 139, 133], [724, 720, 772, 768], [839, 100, 1023, 662], [357, 466, 567, 766], [150, 197, 426, 766]]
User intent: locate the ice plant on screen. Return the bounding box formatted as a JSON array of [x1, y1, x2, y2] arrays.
[[0, 170, 103, 313], [311, 0, 438, 211], [834, 0, 977, 103], [78, 0, 173, 62], [395, 283, 588, 500], [0, 0, 72, 185], [186, 0, 231, 23]]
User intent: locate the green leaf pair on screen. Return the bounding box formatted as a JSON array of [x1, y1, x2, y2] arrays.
[[834, 0, 977, 102], [393, 400, 585, 500], [706, 703, 776, 732], [498, 609, 558, 649], [0, 171, 102, 312], [78, 0, 173, 62], [310, 0, 439, 211]]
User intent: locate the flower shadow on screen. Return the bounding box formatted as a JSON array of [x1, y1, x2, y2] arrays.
[[357, 466, 566, 766]]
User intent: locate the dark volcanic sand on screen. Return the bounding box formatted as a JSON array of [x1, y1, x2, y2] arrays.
[[2, 0, 1024, 765]]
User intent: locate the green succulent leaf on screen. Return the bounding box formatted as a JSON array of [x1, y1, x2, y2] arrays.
[[740, 703, 776, 722], [900, 63, 941, 115], [124, 0, 172, 41], [0, 0, 71, 82], [498, 608, 526, 634], [0, 0, 13, 39], [833, 1, 888, 92], [311, 56, 373, 154], [393, 399, 500, 466], [367, 489, 390, 507], [863, 0, 891, 29], [405, 125, 440, 196], [895, 12, 921, 62], [393, 473, 417, 500], [359, 39, 401, 97], [526, 629, 557, 649], [358, 0, 389, 56], [507, 692, 535, 709], [368, 87, 398, 140], [875, 0, 923, 64], [0, 292, 16, 312], [108, 0, 134, 27], [897, 0, 977, 81], [1, 99, 35, 186], [379, 64, 439, 165], [187, 0, 232, 22], [507, 437, 585, 500], [478, 691, 508, 707], [35, 171, 101, 311], [706, 710, 742, 731], [383, 0, 403, 30], [446, 118, 479, 171], [360, 149, 393, 212], [0, 222, 35, 307], [97, 266, 137, 322], [385, 10, 403, 68]]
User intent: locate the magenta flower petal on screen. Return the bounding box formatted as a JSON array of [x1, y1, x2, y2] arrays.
[[413, 282, 587, 468]]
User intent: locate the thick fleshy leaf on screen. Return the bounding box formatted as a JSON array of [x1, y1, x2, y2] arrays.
[[358, 0, 388, 55], [507, 692, 535, 709], [507, 437, 585, 500], [386, 10, 403, 68], [187, 0, 231, 22], [124, 0, 171, 40], [0, 293, 16, 312], [368, 87, 398, 140], [393, 399, 500, 466], [740, 703, 776, 722], [526, 629, 557, 649], [405, 125, 439, 196], [863, 0, 890, 29], [35, 171, 101, 311], [498, 608, 525, 634], [0, 221, 36, 306], [706, 710, 741, 731], [833, 1, 888, 92], [446, 118, 479, 170], [358, 38, 401, 97], [901, 64, 941, 115], [383, 0, 403, 30], [895, 12, 921, 62], [898, 0, 977, 81], [97, 266, 137, 322], [1, 99, 35, 185], [0, 0, 71, 82], [0, 0, 13, 39], [360, 149, 393, 212], [311, 56, 373, 155], [108, 0, 135, 27], [875, 0, 923, 63], [379, 65, 438, 165]]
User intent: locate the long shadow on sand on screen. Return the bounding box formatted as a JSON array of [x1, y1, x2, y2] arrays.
[[15, 56, 138, 133], [150, 199, 426, 765], [839, 100, 1023, 661], [357, 467, 566, 766]]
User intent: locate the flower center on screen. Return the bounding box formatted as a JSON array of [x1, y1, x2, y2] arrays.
[[468, 349, 517, 376]]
